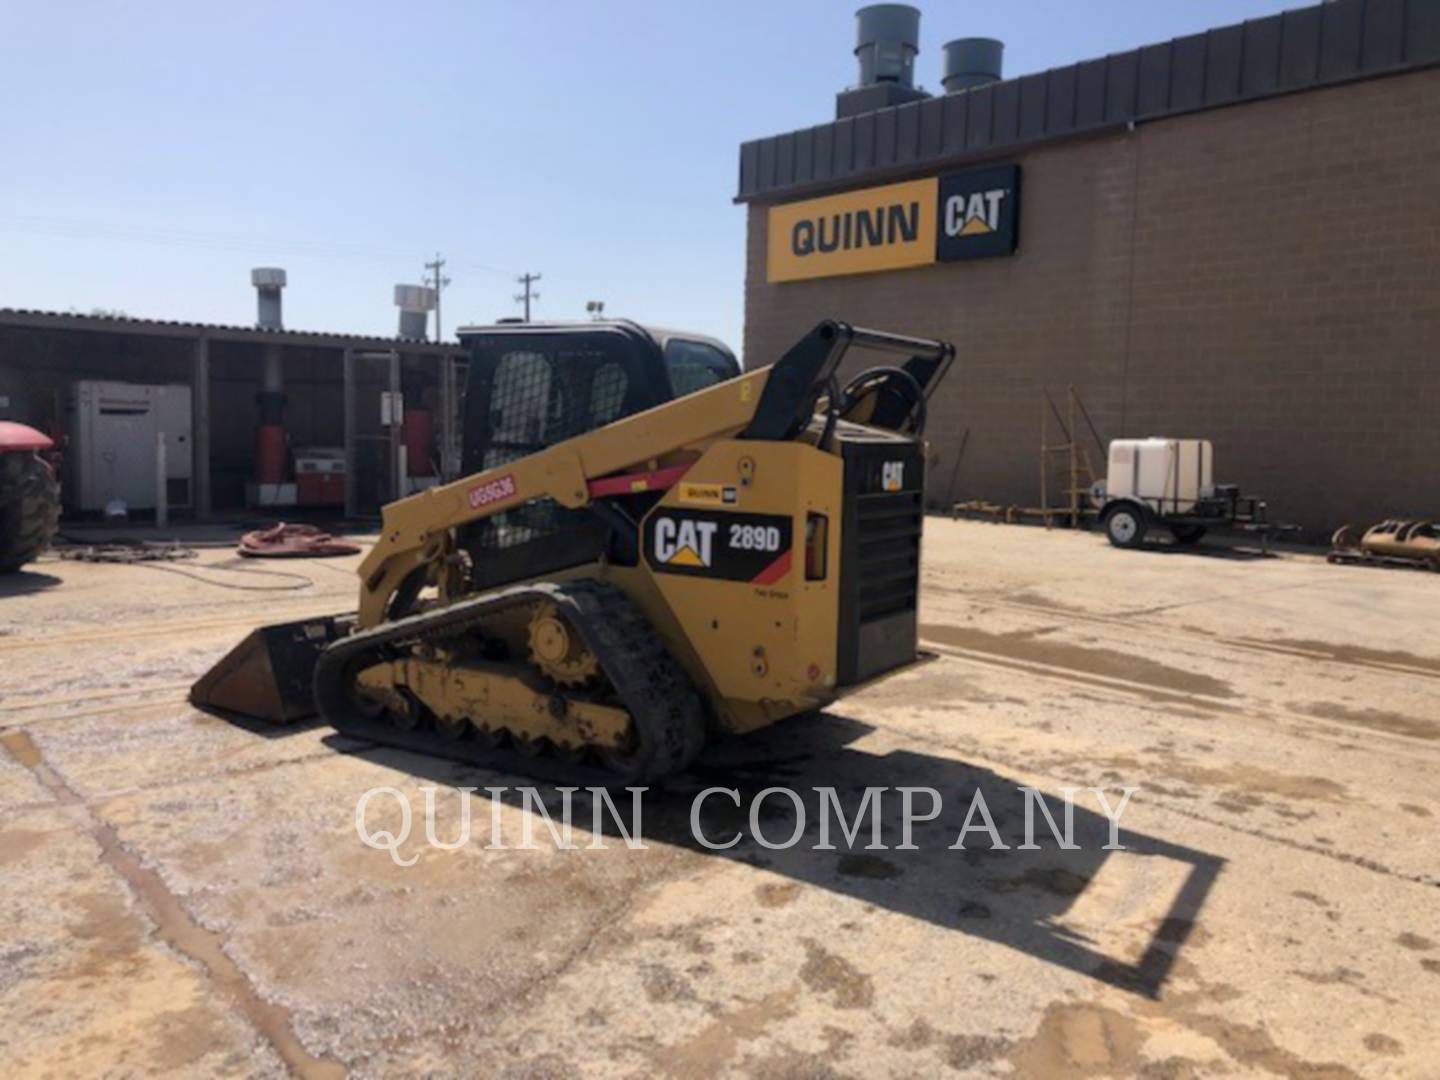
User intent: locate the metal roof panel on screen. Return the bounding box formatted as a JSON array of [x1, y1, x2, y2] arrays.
[[0, 308, 466, 351], [735, 0, 1438, 203]]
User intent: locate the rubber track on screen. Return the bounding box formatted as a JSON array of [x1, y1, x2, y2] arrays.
[[0, 453, 61, 574], [313, 578, 707, 786]]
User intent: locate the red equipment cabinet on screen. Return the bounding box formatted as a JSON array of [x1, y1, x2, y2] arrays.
[[294, 448, 345, 507]]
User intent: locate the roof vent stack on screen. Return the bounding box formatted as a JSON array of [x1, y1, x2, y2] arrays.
[[856, 4, 920, 87], [837, 5, 930, 119], [250, 268, 286, 331], [394, 285, 436, 340], [942, 38, 1004, 93]]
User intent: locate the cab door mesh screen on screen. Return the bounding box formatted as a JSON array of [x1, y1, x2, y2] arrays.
[[471, 348, 631, 555]]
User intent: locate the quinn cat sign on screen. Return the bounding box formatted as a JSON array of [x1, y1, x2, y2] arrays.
[[767, 164, 1019, 283]]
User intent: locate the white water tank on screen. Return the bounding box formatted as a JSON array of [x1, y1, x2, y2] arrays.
[[1105, 438, 1213, 514]]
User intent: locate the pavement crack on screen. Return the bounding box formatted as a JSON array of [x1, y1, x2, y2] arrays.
[[1117, 581, 1316, 617], [0, 729, 348, 1080]]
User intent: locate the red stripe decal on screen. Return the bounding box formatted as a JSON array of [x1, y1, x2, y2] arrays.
[[587, 463, 692, 498], [750, 549, 792, 585]]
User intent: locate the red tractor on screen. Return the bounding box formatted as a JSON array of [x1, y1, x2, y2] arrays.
[[0, 422, 61, 573]]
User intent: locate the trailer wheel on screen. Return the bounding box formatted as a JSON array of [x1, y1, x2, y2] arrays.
[[1169, 524, 1207, 545], [1103, 504, 1147, 549]]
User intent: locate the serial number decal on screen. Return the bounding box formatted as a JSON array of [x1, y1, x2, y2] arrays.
[[645, 509, 793, 583], [467, 474, 517, 510]]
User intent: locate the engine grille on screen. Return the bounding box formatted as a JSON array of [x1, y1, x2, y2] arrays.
[[837, 437, 924, 687], [855, 490, 922, 621]]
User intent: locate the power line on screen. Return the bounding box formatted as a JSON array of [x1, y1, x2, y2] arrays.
[[0, 214, 421, 261], [453, 257, 520, 278], [0, 213, 516, 279], [514, 272, 541, 322]]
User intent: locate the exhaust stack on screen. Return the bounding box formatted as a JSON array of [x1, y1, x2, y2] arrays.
[[856, 3, 920, 87], [248, 269, 291, 506], [942, 38, 1004, 93], [251, 267, 286, 330], [394, 284, 437, 340], [836, 4, 930, 119]]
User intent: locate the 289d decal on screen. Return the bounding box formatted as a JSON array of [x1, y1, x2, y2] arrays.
[[729, 523, 783, 553]]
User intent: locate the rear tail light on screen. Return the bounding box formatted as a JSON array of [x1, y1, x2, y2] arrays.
[[805, 513, 828, 580]]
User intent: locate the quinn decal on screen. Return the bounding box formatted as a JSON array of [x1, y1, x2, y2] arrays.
[[645, 509, 794, 583], [467, 474, 516, 510], [766, 164, 1020, 282], [767, 178, 938, 283], [679, 482, 739, 507]]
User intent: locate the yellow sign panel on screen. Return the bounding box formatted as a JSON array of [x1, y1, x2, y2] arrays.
[[679, 482, 737, 507], [767, 177, 938, 283]]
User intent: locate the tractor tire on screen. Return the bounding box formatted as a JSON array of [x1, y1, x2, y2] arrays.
[[0, 452, 61, 574], [1103, 503, 1148, 549]]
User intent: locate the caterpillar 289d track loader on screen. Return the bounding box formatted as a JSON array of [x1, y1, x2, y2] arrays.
[[192, 319, 954, 783]]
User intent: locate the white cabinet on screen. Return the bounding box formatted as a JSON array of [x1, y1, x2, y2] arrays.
[[69, 381, 193, 512]]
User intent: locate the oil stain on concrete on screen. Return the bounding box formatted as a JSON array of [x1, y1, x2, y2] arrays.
[[921, 623, 1236, 700]]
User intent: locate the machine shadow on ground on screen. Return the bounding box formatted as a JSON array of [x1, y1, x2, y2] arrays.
[[0, 569, 62, 597], [320, 710, 1223, 1000], [952, 518, 1279, 561], [1141, 542, 1277, 562], [205, 709, 330, 740]]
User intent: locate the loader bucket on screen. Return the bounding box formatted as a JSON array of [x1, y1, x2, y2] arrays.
[[190, 616, 346, 723]]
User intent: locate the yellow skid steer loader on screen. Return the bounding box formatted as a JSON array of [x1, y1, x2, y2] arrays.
[[192, 319, 954, 783]]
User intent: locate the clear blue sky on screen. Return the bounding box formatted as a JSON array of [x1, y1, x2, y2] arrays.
[[1, 1, 1296, 355]]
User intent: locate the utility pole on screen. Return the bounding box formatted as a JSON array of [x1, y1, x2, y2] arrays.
[[423, 253, 450, 341], [514, 272, 542, 322]]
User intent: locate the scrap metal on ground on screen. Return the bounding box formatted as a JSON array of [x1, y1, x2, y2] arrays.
[[57, 542, 196, 564], [1329, 520, 1440, 571]]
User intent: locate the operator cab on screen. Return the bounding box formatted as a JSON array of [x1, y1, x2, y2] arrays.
[[454, 320, 740, 589], [456, 320, 738, 476]]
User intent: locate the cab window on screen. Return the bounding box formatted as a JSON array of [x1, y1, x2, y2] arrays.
[[664, 339, 737, 398]]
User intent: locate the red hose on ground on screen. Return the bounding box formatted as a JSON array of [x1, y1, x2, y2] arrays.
[[238, 523, 361, 558]]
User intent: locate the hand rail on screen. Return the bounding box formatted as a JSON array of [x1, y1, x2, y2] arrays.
[[845, 325, 953, 363]]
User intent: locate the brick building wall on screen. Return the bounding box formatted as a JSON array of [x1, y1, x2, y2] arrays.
[[741, 67, 1440, 533]]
